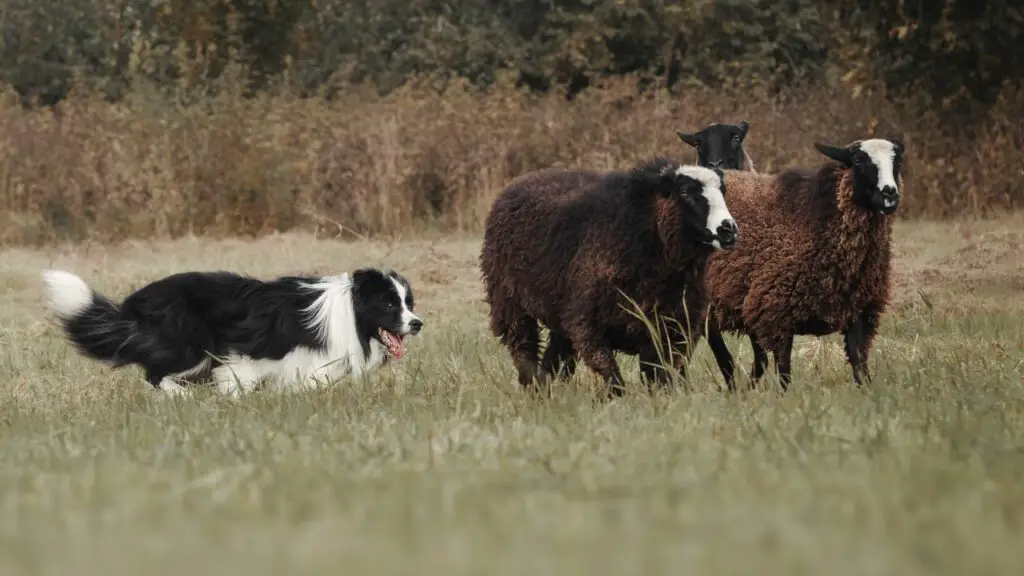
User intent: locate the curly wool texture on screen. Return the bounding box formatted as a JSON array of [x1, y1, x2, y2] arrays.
[[479, 159, 717, 389], [706, 164, 896, 353]]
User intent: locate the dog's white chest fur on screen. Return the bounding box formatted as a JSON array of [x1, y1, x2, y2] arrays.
[[209, 339, 388, 397]]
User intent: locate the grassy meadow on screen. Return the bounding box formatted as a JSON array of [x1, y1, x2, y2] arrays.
[[2, 3, 1022, 573], [1, 213, 1022, 575]]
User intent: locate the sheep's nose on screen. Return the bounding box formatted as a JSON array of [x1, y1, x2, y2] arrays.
[[717, 220, 738, 248], [408, 319, 423, 335], [879, 186, 900, 213]]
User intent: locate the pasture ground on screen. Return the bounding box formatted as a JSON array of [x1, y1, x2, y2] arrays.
[[1, 215, 1023, 575]]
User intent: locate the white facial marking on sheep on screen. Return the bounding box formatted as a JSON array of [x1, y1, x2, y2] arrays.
[[859, 139, 899, 193], [676, 165, 735, 247]]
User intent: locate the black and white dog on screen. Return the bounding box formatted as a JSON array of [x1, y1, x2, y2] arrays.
[[41, 267, 424, 397]]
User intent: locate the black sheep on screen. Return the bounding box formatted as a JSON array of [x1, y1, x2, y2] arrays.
[[479, 158, 739, 398], [677, 121, 755, 171]]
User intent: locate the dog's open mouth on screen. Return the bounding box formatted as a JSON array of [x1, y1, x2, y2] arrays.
[[378, 328, 406, 359]]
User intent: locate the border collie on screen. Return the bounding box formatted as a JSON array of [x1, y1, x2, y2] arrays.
[[41, 267, 423, 397]]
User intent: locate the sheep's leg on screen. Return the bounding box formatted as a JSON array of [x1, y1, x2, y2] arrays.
[[749, 339, 770, 389], [674, 328, 700, 383], [539, 330, 578, 382], [673, 293, 708, 386], [487, 287, 543, 389], [843, 323, 868, 385], [638, 345, 673, 391], [774, 336, 795, 392], [637, 322, 673, 391], [843, 308, 880, 386], [706, 326, 736, 392], [639, 338, 696, 392], [639, 308, 701, 391], [670, 336, 699, 388], [576, 341, 627, 398], [503, 315, 542, 389]]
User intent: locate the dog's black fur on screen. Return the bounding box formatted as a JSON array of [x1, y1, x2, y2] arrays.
[[42, 267, 422, 395]]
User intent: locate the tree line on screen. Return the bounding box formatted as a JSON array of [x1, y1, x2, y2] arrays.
[[1, 0, 1020, 120]]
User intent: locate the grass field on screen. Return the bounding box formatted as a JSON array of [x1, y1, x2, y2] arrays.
[[1, 214, 1023, 575]]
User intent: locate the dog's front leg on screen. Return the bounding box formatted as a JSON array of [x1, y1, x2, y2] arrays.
[[212, 358, 260, 399]]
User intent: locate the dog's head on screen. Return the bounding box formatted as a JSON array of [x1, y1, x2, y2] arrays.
[[351, 268, 423, 359]]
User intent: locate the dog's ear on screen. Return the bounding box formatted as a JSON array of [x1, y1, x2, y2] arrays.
[[676, 130, 699, 148], [348, 269, 371, 293]]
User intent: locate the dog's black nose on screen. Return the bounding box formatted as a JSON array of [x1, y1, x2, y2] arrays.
[[409, 319, 423, 334]]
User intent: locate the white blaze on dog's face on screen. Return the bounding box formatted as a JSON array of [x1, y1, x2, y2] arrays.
[[389, 274, 422, 335], [675, 165, 738, 250], [350, 268, 424, 361]]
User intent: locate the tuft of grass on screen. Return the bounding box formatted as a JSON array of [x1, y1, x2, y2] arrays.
[[1, 216, 1023, 574]]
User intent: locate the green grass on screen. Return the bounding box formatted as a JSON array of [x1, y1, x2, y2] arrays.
[[1, 217, 1023, 575]]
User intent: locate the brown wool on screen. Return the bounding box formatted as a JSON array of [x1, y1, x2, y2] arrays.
[[480, 159, 720, 395], [703, 163, 898, 381]]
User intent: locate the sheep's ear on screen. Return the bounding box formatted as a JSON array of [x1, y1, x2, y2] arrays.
[[891, 137, 905, 155], [738, 121, 749, 136], [677, 131, 699, 148], [814, 142, 854, 166], [659, 171, 683, 196]]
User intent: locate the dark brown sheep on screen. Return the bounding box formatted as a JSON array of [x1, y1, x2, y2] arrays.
[[479, 158, 739, 398], [699, 138, 906, 391]]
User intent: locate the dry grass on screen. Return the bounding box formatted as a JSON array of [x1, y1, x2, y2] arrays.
[[1, 76, 1022, 246], [1, 214, 1023, 575]]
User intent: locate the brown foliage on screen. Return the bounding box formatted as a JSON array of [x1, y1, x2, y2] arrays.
[[0, 76, 1020, 246]]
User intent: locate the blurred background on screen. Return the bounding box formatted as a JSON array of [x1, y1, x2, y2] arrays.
[[0, 0, 1020, 244]]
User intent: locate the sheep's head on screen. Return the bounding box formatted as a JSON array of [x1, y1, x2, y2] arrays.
[[814, 138, 905, 216], [634, 159, 739, 251], [677, 121, 750, 171]]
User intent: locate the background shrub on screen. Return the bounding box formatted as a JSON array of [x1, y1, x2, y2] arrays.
[[0, 0, 1020, 244]]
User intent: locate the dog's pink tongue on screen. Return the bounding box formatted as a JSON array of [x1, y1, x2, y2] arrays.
[[386, 332, 406, 359]]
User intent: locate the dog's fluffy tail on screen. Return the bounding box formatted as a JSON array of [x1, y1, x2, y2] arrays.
[[42, 270, 148, 367]]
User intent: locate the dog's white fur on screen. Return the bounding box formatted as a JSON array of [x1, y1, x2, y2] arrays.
[[207, 274, 390, 398], [42, 270, 93, 320], [42, 270, 411, 400]]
